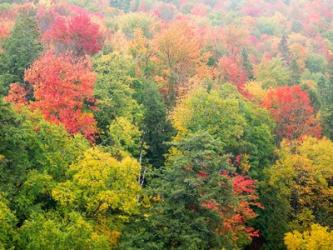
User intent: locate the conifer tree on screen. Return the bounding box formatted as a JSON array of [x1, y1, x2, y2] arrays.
[[0, 9, 42, 95]]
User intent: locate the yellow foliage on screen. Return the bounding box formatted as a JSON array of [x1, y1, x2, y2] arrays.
[[52, 147, 141, 216], [268, 137, 333, 229], [244, 81, 267, 104], [285, 224, 333, 250], [108, 116, 143, 158]]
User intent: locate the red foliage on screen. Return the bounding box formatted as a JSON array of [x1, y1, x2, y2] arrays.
[[200, 172, 260, 241], [42, 13, 103, 56], [24, 52, 97, 141], [262, 85, 321, 140], [197, 170, 209, 178], [217, 56, 247, 90], [4, 83, 28, 106], [233, 176, 256, 194], [191, 4, 209, 17]]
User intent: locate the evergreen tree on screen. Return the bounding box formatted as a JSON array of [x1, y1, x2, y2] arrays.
[[278, 34, 290, 66], [133, 80, 174, 168], [290, 58, 301, 84], [241, 48, 254, 80], [0, 9, 42, 95], [110, 0, 131, 12], [119, 132, 259, 250], [318, 62, 333, 139]]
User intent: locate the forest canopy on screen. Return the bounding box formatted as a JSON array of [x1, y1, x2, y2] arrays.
[[0, 0, 333, 249]]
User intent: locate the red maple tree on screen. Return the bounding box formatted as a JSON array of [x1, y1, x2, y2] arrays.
[[262, 85, 321, 140], [24, 52, 97, 141], [42, 13, 103, 56], [217, 56, 247, 91]]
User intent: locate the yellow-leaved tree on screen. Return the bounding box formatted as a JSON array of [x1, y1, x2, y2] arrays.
[[52, 147, 141, 247], [284, 224, 333, 250], [259, 137, 333, 248]]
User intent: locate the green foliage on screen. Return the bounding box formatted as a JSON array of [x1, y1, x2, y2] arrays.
[[255, 58, 291, 88], [290, 58, 301, 84], [241, 48, 254, 80], [120, 132, 255, 250], [107, 116, 143, 158], [172, 84, 275, 176], [23, 111, 90, 180], [0, 9, 42, 95], [117, 12, 156, 38], [305, 54, 326, 73], [258, 137, 333, 249], [279, 34, 290, 66], [0, 194, 16, 249], [133, 80, 174, 167], [256, 16, 283, 36], [110, 0, 131, 12], [52, 147, 141, 217], [93, 52, 143, 141], [0, 101, 35, 197], [1, 1, 333, 249], [318, 62, 333, 139], [18, 211, 109, 250]]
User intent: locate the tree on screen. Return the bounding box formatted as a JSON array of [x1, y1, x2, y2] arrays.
[[110, 0, 131, 12], [0, 194, 16, 249], [24, 52, 97, 141], [318, 61, 333, 139], [52, 147, 141, 216], [278, 34, 290, 66], [217, 56, 247, 91], [221, 25, 250, 60], [241, 48, 254, 80], [120, 133, 260, 249], [258, 137, 333, 249], [52, 147, 142, 247], [4, 83, 28, 106], [0, 9, 42, 95], [305, 54, 326, 73], [129, 29, 155, 78], [262, 85, 321, 141], [0, 105, 89, 215], [290, 58, 301, 84], [42, 13, 103, 56], [0, 99, 35, 198], [172, 84, 275, 176], [107, 116, 143, 159], [93, 52, 142, 141], [133, 81, 174, 168], [153, 20, 202, 106], [284, 224, 333, 250], [117, 12, 156, 39], [17, 211, 110, 250], [255, 58, 291, 88]]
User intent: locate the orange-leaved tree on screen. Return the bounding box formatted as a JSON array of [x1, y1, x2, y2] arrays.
[[262, 85, 321, 141], [152, 20, 203, 106], [24, 52, 97, 141]]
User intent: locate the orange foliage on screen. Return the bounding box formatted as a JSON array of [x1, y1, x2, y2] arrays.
[[153, 20, 203, 102], [262, 85, 321, 140], [4, 83, 28, 106], [217, 56, 247, 90], [201, 173, 260, 241], [24, 52, 97, 141]]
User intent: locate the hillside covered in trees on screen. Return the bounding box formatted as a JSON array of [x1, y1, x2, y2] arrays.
[[0, 0, 333, 249]]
